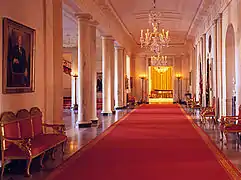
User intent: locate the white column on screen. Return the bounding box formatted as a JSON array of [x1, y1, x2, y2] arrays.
[[44, 0, 63, 124], [192, 46, 197, 96], [217, 13, 223, 117], [145, 56, 149, 103], [114, 46, 125, 109], [213, 19, 218, 118], [110, 41, 115, 113], [202, 34, 207, 107], [89, 21, 98, 123], [101, 36, 114, 115], [123, 53, 127, 106], [76, 13, 92, 127]]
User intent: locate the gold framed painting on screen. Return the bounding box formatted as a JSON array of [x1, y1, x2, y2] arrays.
[[2, 18, 35, 93]]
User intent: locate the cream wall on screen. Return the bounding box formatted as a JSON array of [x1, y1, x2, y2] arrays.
[[0, 0, 64, 124], [0, 0, 45, 113], [193, 0, 241, 116], [134, 54, 147, 101], [221, 0, 240, 115]]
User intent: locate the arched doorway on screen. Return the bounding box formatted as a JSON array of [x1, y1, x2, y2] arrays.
[[225, 24, 235, 115]]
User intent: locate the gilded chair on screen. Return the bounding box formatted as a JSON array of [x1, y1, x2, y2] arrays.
[[220, 105, 241, 144], [200, 97, 216, 124]]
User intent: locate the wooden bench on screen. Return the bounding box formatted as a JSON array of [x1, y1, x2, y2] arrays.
[[0, 107, 67, 177]]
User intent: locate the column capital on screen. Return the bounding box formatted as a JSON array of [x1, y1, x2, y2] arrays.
[[213, 19, 218, 25], [114, 46, 124, 50], [101, 36, 114, 40], [218, 13, 222, 19], [75, 13, 92, 21], [89, 20, 99, 27]]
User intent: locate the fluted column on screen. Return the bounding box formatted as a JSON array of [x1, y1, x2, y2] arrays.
[[114, 46, 125, 109], [101, 36, 114, 115], [89, 21, 99, 123], [76, 13, 92, 127]]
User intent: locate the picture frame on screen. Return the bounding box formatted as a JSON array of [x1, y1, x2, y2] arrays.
[[2, 18, 35, 93]]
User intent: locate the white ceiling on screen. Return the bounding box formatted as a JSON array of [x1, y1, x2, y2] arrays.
[[108, 0, 202, 44], [62, 0, 203, 56]]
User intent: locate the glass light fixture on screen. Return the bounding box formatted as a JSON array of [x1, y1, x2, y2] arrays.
[[140, 0, 170, 54], [154, 66, 169, 74], [151, 55, 168, 66]]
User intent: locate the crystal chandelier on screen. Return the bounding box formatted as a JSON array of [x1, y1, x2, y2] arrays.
[[154, 66, 169, 74], [151, 55, 168, 66], [140, 0, 170, 54]]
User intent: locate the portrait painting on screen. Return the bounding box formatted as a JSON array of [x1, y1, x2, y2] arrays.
[[2, 18, 35, 93]]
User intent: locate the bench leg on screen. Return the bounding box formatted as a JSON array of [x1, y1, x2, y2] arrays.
[[40, 153, 45, 169], [62, 142, 65, 154], [51, 148, 56, 160], [220, 131, 224, 142], [224, 132, 229, 146], [1, 159, 5, 177], [25, 158, 32, 177]]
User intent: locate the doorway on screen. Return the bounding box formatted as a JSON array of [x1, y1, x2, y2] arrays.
[[225, 24, 235, 115], [149, 66, 173, 103]]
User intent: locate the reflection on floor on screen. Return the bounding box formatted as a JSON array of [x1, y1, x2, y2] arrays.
[[3, 108, 132, 180], [3, 105, 241, 179]]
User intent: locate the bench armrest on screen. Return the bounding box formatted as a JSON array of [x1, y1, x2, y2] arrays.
[[3, 137, 32, 157], [42, 123, 66, 134], [220, 116, 241, 125], [221, 116, 239, 121]]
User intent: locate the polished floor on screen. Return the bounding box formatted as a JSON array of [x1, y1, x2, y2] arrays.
[[3, 105, 241, 179]]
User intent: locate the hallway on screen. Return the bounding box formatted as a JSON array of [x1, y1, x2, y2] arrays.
[[47, 104, 240, 180]]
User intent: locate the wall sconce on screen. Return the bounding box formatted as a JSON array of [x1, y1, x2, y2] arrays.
[[175, 73, 182, 79], [139, 74, 147, 103], [176, 73, 182, 103], [139, 74, 146, 80]]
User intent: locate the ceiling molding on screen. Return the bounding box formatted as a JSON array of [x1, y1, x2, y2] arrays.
[[105, 0, 138, 45], [186, 0, 204, 39]]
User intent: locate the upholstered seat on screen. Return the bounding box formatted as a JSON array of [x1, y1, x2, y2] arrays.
[[5, 134, 66, 158], [220, 105, 241, 144], [0, 107, 67, 177]]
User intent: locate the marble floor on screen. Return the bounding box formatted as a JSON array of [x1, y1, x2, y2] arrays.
[[3, 105, 241, 179]]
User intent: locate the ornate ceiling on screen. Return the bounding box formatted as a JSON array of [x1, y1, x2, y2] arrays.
[[108, 0, 202, 45], [62, 0, 232, 55]]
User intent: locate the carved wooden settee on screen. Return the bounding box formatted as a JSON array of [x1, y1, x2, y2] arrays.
[[200, 97, 216, 123], [220, 105, 241, 144], [0, 107, 67, 177]]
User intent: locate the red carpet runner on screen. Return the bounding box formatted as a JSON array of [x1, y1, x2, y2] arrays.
[[47, 104, 241, 180]]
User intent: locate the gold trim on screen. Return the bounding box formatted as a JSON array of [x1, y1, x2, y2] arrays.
[[179, 106, 241, 179]]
